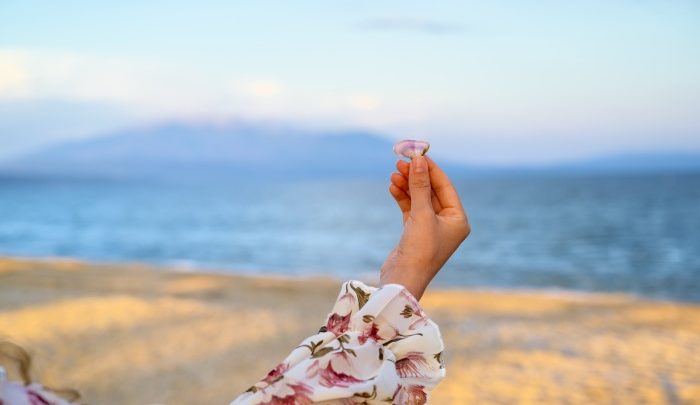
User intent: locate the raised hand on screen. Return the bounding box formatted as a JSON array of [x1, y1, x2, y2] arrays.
[[380, 156, 470, 300]]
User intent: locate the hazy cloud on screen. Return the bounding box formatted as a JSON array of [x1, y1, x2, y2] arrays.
[[241, 80, 285, 98], [0, 48, 423, 155], [0, 49, 266, 118], [348, 93, 380, 111], [357, 17, 464, 35], [0, 52, 30, 97]]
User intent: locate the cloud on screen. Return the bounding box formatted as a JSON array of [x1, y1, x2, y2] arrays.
[[357, 17, 464, 35], [240, 80, 284, 98], [0, 48, 424, 144], [0, 49, 167, 103], [0, 48, 258, 120], [0, 52, 30, 97], [0, 48, 416, 124], [348, 93, 380, 111]]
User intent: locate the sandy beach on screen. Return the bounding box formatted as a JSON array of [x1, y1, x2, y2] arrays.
[[1, 257, 699, 404]]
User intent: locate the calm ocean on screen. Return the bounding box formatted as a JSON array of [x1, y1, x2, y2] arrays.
[[1, 173, 698, 302]]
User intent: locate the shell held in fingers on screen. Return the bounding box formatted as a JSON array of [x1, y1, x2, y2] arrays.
[[393, 139, 430, 159]]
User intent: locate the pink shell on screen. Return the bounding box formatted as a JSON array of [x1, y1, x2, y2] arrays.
[[393, 139, 430, 159]]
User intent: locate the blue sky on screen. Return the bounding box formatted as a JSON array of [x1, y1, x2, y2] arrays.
[[1, 1, 699, 164]]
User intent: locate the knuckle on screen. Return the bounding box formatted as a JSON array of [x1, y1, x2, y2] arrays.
[[415, 206, 434, 217], [457, 219, 471, 240], [411, 207, 434, 221], [410, 176, 430, 189]]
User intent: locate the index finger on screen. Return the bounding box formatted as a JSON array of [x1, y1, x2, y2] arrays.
[[425, 156, 465, 214]]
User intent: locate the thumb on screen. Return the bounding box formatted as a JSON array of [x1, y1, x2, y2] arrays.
[[408, 156, 432, 215]]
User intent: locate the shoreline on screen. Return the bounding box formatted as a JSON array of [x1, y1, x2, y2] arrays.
[[1, 256, 699, 404], [2, 254, 689, 305]]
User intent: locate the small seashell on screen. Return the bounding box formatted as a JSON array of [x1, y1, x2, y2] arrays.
[[393, 139, 430, 159]]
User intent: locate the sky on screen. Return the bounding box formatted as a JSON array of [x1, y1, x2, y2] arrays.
[[1, 0, 699, 165]]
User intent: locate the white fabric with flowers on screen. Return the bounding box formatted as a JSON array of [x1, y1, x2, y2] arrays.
[[0, 367, 76, 405], [231, 281, 446, 405]]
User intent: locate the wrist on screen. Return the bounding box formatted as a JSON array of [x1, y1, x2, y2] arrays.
[[387, 277, 426, 301], [380, 251, 431, 300]]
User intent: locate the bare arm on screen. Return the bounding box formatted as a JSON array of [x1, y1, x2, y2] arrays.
[[382, 156, 471, 300]]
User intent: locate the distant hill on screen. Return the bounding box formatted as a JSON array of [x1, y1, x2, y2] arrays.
[[0, 123, 404, 181], [1, 123, 698, 181], [552, 152, 700, 174], [479, 152, 700, 178]]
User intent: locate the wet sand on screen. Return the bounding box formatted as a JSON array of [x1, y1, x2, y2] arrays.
[[1, 257, 699, 404]]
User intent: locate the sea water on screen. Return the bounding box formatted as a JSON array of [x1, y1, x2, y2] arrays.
[[0, 173, 698, 301]]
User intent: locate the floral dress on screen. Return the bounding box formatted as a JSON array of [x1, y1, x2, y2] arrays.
[[231, 281, 446, 405]]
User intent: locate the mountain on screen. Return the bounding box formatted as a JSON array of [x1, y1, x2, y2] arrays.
[[1, 123, 699, 181], [552, 152, 700, 174], [0, 123, 404, 181]]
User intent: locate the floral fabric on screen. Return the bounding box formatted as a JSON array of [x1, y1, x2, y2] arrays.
[[0, 367, 77, 405], [231, 281, 446, 405]]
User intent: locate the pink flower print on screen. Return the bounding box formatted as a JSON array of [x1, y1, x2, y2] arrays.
[[326, 312, 351, 336], [25, 385, 69, 405], [337, 290, 357, 306], [261, 362, 290, 385], [358, 322, 384, 345], [399, 290, 426, 318], [27, 390, 52, 405], [398, 290, 429, 330], [408, 316, 429, 330], [395, 352, 428, 378], [394, 384, 428, 405], [257, 382, 313, 405], [307, 359, 364, 388], [318, 361, 364, 388]]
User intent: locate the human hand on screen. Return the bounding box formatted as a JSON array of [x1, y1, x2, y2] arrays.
[[380, 156, 470, 300]]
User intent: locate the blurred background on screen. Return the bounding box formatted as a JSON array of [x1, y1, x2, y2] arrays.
[[1, 1, 699, 404]]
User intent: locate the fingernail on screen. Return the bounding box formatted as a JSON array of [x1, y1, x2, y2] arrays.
[[413, 156, 427, 173]]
